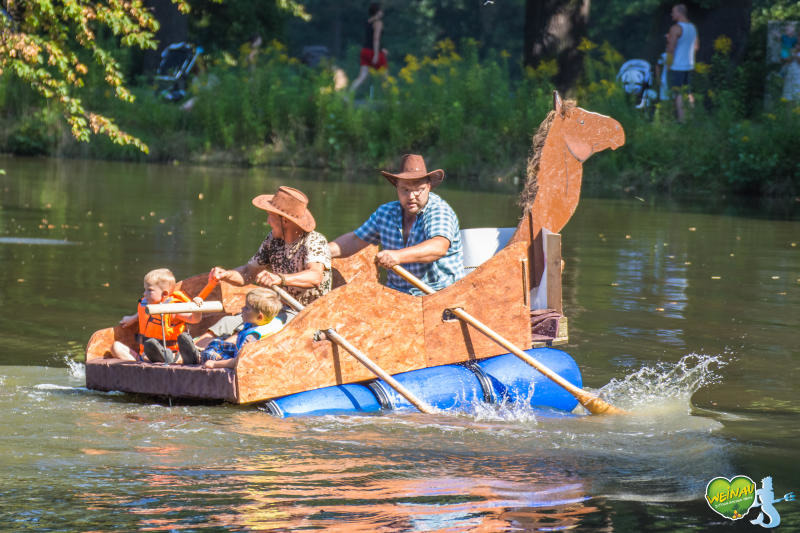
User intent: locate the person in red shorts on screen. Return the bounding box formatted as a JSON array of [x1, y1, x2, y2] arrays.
[[350, 3, 387, 93]]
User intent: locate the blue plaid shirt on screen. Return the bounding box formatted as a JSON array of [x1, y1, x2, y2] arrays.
[[354, 192, 465, 294]]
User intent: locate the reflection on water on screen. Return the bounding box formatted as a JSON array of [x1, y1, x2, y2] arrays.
[[0, 355, 736, 530], [2, 157, 800, 530]]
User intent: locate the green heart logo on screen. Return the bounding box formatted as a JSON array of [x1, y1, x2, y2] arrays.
[[705, 476, 756, 520]]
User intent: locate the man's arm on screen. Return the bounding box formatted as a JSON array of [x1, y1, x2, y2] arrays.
[[329, 232, 370, 259], [375, 236, 450, 269], [666, 24, 681, 57]]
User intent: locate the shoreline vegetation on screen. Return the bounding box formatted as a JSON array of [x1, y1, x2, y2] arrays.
[[2, 38, 799, 198]]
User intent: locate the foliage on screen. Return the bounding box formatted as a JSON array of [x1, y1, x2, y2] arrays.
[[2, 33, 799, 197], [0, 0, 192, 152]]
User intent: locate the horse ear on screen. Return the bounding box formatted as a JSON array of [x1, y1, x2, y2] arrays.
[[553, 91, 563, 114]]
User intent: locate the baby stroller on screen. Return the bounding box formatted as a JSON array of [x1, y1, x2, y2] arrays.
[[616, 59, 657, 109], [155, 42, 203, 102]]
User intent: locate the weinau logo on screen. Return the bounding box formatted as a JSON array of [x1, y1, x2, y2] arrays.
[[705, 475, 796, 528]]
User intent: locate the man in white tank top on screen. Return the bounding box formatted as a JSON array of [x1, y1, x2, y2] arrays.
[[665, 3, 699, 122]]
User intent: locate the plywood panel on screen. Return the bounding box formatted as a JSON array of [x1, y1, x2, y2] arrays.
[[235, 276, 426, 403], [422, 241, 532, 366]]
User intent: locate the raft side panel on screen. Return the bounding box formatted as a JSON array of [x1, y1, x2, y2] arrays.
[[422, 241, 531, 366], [234, 277, 426, 404], [85, 359, 237, 401], [331, 244, 380, 287]]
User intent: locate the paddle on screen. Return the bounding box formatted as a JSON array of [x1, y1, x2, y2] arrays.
[[390, 265, 627, 415], [269, 284, 435, 414]]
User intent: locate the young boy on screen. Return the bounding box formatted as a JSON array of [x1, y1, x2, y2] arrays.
[[177, 287, 284, 368], [111, 268, 201, 363]]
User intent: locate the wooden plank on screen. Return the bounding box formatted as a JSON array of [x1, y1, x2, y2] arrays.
[[421, 241, 532, 366], [545, 231, 563, 315], [235, 276, 426, 403]]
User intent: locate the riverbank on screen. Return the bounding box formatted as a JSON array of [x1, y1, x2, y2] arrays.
[[2, 39, 798, 196]]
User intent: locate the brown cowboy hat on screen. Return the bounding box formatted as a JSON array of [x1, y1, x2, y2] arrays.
[[252, 186, 316, 232], [380, 154, 445, 188]]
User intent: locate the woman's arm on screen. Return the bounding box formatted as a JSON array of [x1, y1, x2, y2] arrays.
[[372, 19, 382, 64], [254, 262, 325, 288]]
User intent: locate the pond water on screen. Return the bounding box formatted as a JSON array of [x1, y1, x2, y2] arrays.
[[1, 155, 799, 531]]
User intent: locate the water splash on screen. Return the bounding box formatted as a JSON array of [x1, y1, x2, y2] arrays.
[[64, 356, 86, 380], [598, 353, 729, 410]]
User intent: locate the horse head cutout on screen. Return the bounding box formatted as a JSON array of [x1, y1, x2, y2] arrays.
[[522, 91, 625, 236]]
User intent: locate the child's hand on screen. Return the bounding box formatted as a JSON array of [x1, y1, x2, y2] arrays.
[[119, 315, 137, 327], [203, 360, 216, 369], [192, 296, 204, 306]]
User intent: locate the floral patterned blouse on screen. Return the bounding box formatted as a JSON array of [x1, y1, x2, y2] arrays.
[[249, 230, 332, 306]]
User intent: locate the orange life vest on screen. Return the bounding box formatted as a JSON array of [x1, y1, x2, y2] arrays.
[[136, 289, 191, 353]]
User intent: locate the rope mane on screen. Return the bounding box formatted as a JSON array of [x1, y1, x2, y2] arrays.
[[519, 99, 577, 210]]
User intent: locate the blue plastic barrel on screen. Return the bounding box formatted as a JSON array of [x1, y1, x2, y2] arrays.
[[475, 347, 582, 412], [371, 364, 488, 412], [265, 383, 382, 418]]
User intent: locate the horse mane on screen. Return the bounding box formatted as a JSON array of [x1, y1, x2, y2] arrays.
[[519, 99, 578, 210]]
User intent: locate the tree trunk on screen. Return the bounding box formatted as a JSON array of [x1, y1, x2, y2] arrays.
[[524, 0, 591, 91], [692, 0, 752, 64]]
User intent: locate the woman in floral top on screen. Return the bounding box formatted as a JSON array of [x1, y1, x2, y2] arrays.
[[194, 186, 331, 349]]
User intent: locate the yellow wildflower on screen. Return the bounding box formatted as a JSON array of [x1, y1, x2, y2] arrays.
[[695, 62, 710, 75], [577, 38, 597, 52], [713, 35, 732, 56]]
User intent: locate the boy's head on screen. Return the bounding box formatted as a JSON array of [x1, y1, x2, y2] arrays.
[[142, 268, 177, 304], [242, 288, 282, 325]]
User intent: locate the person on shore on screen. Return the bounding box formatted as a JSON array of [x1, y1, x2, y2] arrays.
[[782, 42, 800, 101], [110, 268, 201, 363], [328, 154, 465, 295], [350, 2, 387, 93], [177, 288, 283, 368], [192, 186, 331, 349], [665, 3, 699, 122]]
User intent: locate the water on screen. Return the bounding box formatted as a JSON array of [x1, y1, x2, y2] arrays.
[[1, 155, 799, 530]]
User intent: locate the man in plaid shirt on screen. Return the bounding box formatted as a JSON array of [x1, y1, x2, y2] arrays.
[[329, 154, 465, 295]]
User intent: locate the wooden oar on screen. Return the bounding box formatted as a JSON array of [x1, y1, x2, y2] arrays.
[[270, 284, 435, 414], [391, 265, 627, 415]]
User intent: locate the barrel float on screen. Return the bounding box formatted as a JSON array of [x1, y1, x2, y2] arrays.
[[475, 347, 581, 412], [264, 383, 382, 417], [370, 363, 489, 412], [264, 348, 582, 417]]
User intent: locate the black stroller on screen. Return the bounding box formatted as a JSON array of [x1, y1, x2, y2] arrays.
[[155, 42, 203, 102]]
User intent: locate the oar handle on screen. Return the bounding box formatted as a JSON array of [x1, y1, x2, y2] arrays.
[[146, 301, 224, 315], [270, 284, 435, 414], [195, 278, 219, 301], [390, 265, 626, 415]]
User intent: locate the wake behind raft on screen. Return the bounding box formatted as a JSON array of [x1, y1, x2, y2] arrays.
[[84, 92, 626, 418]]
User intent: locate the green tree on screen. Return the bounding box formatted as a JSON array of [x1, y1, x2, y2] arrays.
[[0, 0, 309, 153], [0, 0, 193, 152]]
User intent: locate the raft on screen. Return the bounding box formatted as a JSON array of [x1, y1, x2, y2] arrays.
[[84, 93, 625, 416]]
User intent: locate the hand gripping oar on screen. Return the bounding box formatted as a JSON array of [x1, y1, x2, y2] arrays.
[[391, 265, 627, 415], [269, 284, 435, 414]]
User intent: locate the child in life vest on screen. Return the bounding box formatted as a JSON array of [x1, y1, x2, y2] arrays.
[[110, 268, 201, 363], [176, 287, 284, 368]]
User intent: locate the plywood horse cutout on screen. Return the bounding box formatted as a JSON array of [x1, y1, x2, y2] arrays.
[[513, 91, 626, 286]]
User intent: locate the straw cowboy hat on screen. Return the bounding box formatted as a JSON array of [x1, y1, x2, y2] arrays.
[[252, 186, 316, 232], [380, 154, 445, 188]]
